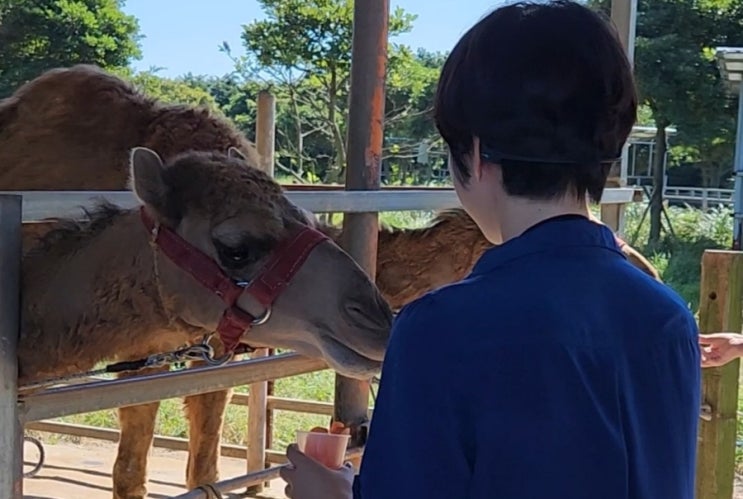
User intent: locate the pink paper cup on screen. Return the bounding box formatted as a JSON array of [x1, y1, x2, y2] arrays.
[[296, 430, 350, 469]]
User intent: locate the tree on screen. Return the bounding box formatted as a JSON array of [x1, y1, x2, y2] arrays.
[[230, 0, 417, 183], [0, 0, 142, 97], [383, 47, 448, 184], [181, 73, 260, 138], [589, 0, 743, 247], [110, 67, 220, 109]]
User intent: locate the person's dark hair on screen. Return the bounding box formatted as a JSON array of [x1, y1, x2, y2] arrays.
[[433, 0, 637, 203]]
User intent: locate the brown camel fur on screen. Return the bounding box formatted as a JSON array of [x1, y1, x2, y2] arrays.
[[1, 64, 659, 497], [0, 64, 260, 191], [371, 209, 660, 310]]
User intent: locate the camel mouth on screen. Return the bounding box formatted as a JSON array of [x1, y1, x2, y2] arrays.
[[239, 331, 382, 380], [316, 334, 383, 380]]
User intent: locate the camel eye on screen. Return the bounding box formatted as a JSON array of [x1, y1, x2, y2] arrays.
[[213, 239, 254, 269]]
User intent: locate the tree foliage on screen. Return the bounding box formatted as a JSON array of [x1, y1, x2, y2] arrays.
[[110, 67, 219, 109], [589, 0, 743, 246], [591, 0, 743, 185], [223, 0, 438, 183], [9, 0, 740, 194], [0, 0, 142, 97]]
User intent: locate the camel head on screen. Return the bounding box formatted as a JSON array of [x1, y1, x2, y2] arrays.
[[128, 147, 392, 379]]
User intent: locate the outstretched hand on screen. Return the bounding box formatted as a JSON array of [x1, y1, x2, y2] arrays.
[[699, 333, 743, 368], [279, 444, 355, 499]]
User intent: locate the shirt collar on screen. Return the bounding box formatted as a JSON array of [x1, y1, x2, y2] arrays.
[[471, 214, 623, 276]]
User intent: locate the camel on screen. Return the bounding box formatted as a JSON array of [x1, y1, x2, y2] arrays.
[[17, 146, 393, 498], [368, 208, 659, 310], [1, 64, 659, 498]]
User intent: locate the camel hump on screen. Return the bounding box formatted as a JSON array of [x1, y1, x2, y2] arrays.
[[9, 64, 151, 122], [0, 65, 154, 190]]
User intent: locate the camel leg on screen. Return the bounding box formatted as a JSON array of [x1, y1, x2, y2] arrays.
[[184, 358, 232, 489], [112, 366, 168, 499]]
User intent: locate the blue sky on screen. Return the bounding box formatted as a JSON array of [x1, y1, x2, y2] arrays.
[[121, 0, 509, 78]]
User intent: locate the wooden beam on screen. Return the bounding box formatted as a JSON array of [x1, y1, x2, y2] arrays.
[[28, 420, 284, 463], [695, 250, 743, 499]]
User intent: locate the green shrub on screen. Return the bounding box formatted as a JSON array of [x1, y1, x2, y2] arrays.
[[623, 203, 732, 311]]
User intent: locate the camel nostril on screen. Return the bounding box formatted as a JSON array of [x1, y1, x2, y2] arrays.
[[345, 298, 392, 332]]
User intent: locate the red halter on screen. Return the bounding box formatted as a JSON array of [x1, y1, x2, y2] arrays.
[[140, 207, 329, 353]]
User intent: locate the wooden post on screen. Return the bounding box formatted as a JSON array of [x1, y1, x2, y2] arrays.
[[246, 90, 276, 494], [0, 194, 23, 499], [266, 349, 275, 455], [599, 203, 624, 233], [695, 250, 743, 499], [602, 0, 637, 234], [610, 0, 636, 65], [256, 90, 276, 177], [336, 0, 389, 470]]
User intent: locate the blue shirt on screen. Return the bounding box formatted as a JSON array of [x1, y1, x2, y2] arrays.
[[353, 215, 700, 499]]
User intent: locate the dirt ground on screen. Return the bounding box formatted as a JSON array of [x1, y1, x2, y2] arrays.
[[20, 438, 743, 498], [22, 439, 287, 499]]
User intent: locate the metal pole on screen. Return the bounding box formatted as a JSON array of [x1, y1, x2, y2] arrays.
[[171, 448, 365, 499], [336, 0, 389, 453], [0, 194, 23, 498], [732, 83, 743, 249], [21, 353, 326, 423], [5, 188, 634, 221]]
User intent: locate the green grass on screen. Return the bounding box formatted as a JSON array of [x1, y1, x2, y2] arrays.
[[39, 203, 743, 470]]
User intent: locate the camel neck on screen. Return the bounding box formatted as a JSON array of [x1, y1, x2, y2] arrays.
[[19, 209, 192, 385]]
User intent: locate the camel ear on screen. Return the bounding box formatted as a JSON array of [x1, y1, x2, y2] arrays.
[[288, 202, 317, 227], [227, 146, 247, 161], [129, 147, 168, 212]]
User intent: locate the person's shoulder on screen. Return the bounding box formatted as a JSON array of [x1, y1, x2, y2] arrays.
[[390, 276, 494, 343], [614, 264, 699, 340], [630, 267, 694, 316], [385, 283, 494, 377], [392, 291, 444, 332], [396, 274, 486, 320]]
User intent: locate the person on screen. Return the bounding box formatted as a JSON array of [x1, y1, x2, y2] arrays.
[[280, 2, 701, 498], [699, 332, 743, 367]]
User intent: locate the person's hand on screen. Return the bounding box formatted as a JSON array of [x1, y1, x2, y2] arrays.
[[279, 443, 355, 499], [699, 333, 743, 367]]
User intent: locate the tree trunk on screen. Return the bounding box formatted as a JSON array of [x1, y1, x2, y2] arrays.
[[289, 86, 304, 175], [324, 66, 348, 184], [649, 121, 668, 248]]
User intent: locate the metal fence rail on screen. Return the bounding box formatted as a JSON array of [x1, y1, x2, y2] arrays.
[[20, 353, 326, 423], [663, 187, 734, 209], [1, 187, 640, 223]]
